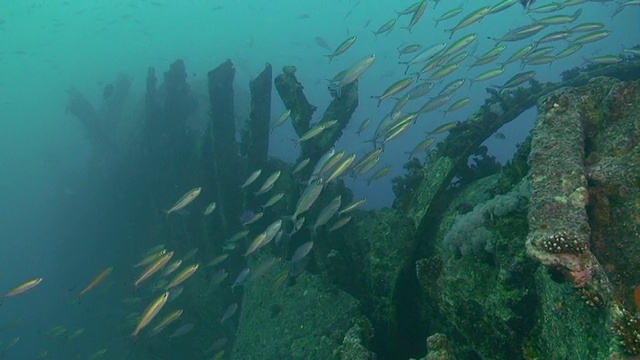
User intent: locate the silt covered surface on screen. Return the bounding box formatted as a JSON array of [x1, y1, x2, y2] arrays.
[[231, 256, 371, 360]]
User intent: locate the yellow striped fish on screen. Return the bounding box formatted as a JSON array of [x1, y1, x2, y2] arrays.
[[132, 292, 169, 338], [79, 266, 112, 296], [3, 277, 43, 298], [166, 187, 201, 215], [135, 251, 173, 287], [165, 264, 199, 290]]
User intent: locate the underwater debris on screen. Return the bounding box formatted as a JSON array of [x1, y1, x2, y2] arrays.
[[277, 63, 359, 163], [274, 66, 317, 146], [244, 63, 273, 171], [205, 59, 244, 234], [525, 87, 601, 289]]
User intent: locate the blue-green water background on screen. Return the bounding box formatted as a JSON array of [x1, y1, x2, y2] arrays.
[[0, 0, 638, 359]]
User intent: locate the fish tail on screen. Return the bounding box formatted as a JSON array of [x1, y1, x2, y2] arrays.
[[284, 215, 297, 228], [445, 29, 454, 39], [572, 9, 582, 20], [405, 151, 414, 161], [362, 136, 375, 145]]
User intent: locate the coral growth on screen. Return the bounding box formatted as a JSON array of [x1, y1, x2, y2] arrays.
[[443, 180, 530, 260], [613, 309, 640, 355], [537, 232, 587, 255]]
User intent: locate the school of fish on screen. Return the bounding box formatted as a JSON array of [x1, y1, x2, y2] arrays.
[[1, 0, 638, 359]]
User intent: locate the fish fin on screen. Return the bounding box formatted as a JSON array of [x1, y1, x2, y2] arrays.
[[175, 208, 190, 217], [444, 29, 454, 39], [284, 215, 297, 228]]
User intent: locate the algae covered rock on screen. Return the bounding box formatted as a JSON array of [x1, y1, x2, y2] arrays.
[[417, 178, 535, 360], [525, 77, 640, 358], [325, 208, 415, 357], [407, 75, 640, 359], [231, 259, 369, 360]]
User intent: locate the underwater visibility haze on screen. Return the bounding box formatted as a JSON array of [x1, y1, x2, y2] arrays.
[[1, 0, 640, 359]]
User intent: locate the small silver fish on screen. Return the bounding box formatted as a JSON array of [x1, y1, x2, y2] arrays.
[[220, 303, 238, 324], [329, 216, 353, 232], [203, 202, 217, 215], [242, 212, 264, 226], [297, 120, 338, 143], [291, 180, 324, 220], [241, 170, 262, 189], [339, 198, 367, 215], [330, 54, 376, 97], [255, 171, 281, 195], [293, 158, 311, 174], [170, 324, 194, 338], [312, 196, 342, 234], [271, 109, 291, 132], [206, 254, 229, 267], [262, 192, 285, 209], [231, 268, 250, 290], [291, 242, 314, 263]]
